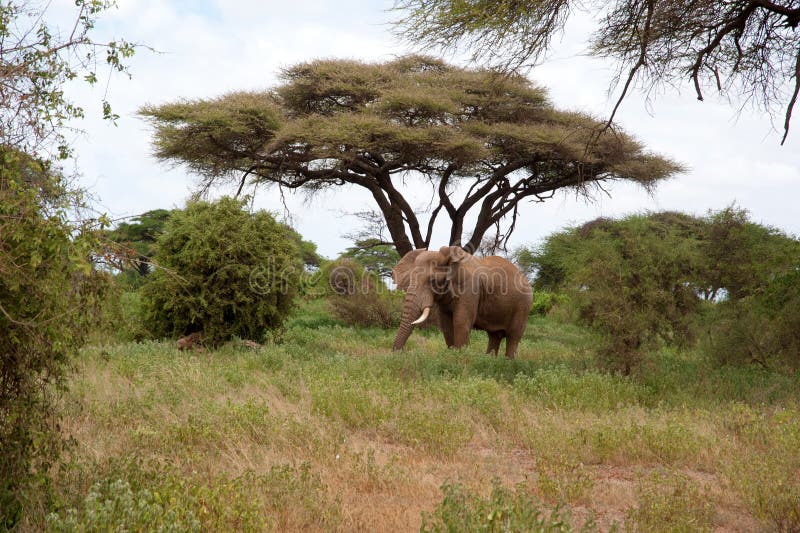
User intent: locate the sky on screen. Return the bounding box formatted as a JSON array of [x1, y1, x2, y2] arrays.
[[58, 0, 800, 258]]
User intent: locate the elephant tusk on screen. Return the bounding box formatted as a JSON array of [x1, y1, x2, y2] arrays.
[[411, 307, 431, 325]]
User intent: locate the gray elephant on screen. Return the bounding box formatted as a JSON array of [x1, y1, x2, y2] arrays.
[[392, 246, 533, 358]]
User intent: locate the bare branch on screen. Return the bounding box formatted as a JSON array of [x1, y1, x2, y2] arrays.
[[782, 46, 800, 145]]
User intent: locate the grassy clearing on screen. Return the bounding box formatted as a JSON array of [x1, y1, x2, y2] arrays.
[[42, 302, 800, 531]]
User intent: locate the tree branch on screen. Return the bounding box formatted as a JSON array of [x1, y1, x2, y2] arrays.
[[782, 45, 800, 145]]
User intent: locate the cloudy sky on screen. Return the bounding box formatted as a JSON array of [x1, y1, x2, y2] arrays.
[[60, 0, 800, 258]]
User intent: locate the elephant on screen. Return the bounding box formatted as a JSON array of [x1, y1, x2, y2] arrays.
[[391, 246, 533, 358]]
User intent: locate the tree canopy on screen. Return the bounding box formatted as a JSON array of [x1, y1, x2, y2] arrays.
[[105, 209, 174, 277], [394, 0, 800, 144], [341, 239, 401, 279], [140, 56, 681, 256]]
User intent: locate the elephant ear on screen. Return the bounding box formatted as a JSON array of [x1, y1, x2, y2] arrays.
[[392, 248, 427, 291], [438, 246, 470, 263]]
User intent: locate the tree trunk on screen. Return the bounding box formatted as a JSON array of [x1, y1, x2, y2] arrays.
[[448, 213, 464, 247]]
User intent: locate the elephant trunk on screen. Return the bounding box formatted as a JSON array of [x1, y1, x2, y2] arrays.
[[393, 291, 431, 351]]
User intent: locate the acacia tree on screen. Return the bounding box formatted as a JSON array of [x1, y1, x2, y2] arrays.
[[395, 0, 800, 144], [140, 56, 680, 256]]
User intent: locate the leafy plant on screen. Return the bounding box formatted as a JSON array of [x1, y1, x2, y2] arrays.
[[536, 456, 594, 504], [140, 197, 302, 346], [0, 151, 108, 526], [1, 1, 135, 158], [322, 258, 403, 328], [421, 480, 583, 532], [567, 215, 702, 373], [46, 479, 201, 532], [625, 470, 714, 533], [531, 291, 569, 316], [523, 208, 800, 373], [46, 464, 342, 532]]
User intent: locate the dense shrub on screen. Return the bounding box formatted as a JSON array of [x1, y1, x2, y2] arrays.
[[329, 290, 404, 328], [522, 208, 800, 373], [103, 290, 150, 343], [46, 464, 342, 531], [140, 197, 302, 346], [46, 479, 201, 532], [322, 258, 402, 328], [0, 151, 106, 526], [530, 291, 569, 316], [706, 270, 800, 368], [701, 208, 798, 301], [320, 258, 367, 297], [558, 215, 701, 373]]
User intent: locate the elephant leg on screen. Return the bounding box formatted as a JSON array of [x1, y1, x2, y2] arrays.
[[486, 331, 503, 356], [505, 335, 522, 359], [439, 310, 455, 347], [452, 307, 475, 348]]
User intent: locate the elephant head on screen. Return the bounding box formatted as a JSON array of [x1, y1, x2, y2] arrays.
[[391, 246, 469, 351]]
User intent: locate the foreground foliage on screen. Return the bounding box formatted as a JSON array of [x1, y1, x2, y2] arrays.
[[1, 2, 135, 527], [395, 0, 800, 143], [47, 464, 341, 532], [421, 481, 576, 532], [0, 151, 109, 526]]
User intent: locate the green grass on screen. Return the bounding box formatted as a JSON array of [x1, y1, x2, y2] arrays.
[[42, 300, 800, 532], [625, 470, 715, 532]]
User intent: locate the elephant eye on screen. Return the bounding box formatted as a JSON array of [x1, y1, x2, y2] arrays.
[[432, 277, 449, 291]]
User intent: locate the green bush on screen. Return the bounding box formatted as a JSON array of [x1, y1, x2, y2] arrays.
[[46, 479, 201, 532], [322, 258, 402, 328], [568, 215, 701, 373], [329, 290, 403, 328], [140, 197, 302, 346], [521, 208, 800, 373], [702, 207, 799, 301], [421, 480, 580, 532], [762, 271, 800, 367], [625, 470, 714, 532], [0, 150, 106, 526], [704, 301, 769, 367], [531, 291, 569, 316], [46, 464, 342, 531], [706, 270, 800, 369]]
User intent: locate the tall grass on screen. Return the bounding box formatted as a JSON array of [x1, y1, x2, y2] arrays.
[[41, 301, 800, 532]]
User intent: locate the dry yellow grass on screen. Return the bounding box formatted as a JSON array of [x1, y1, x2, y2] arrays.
[[44, 318, 800, 532]]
